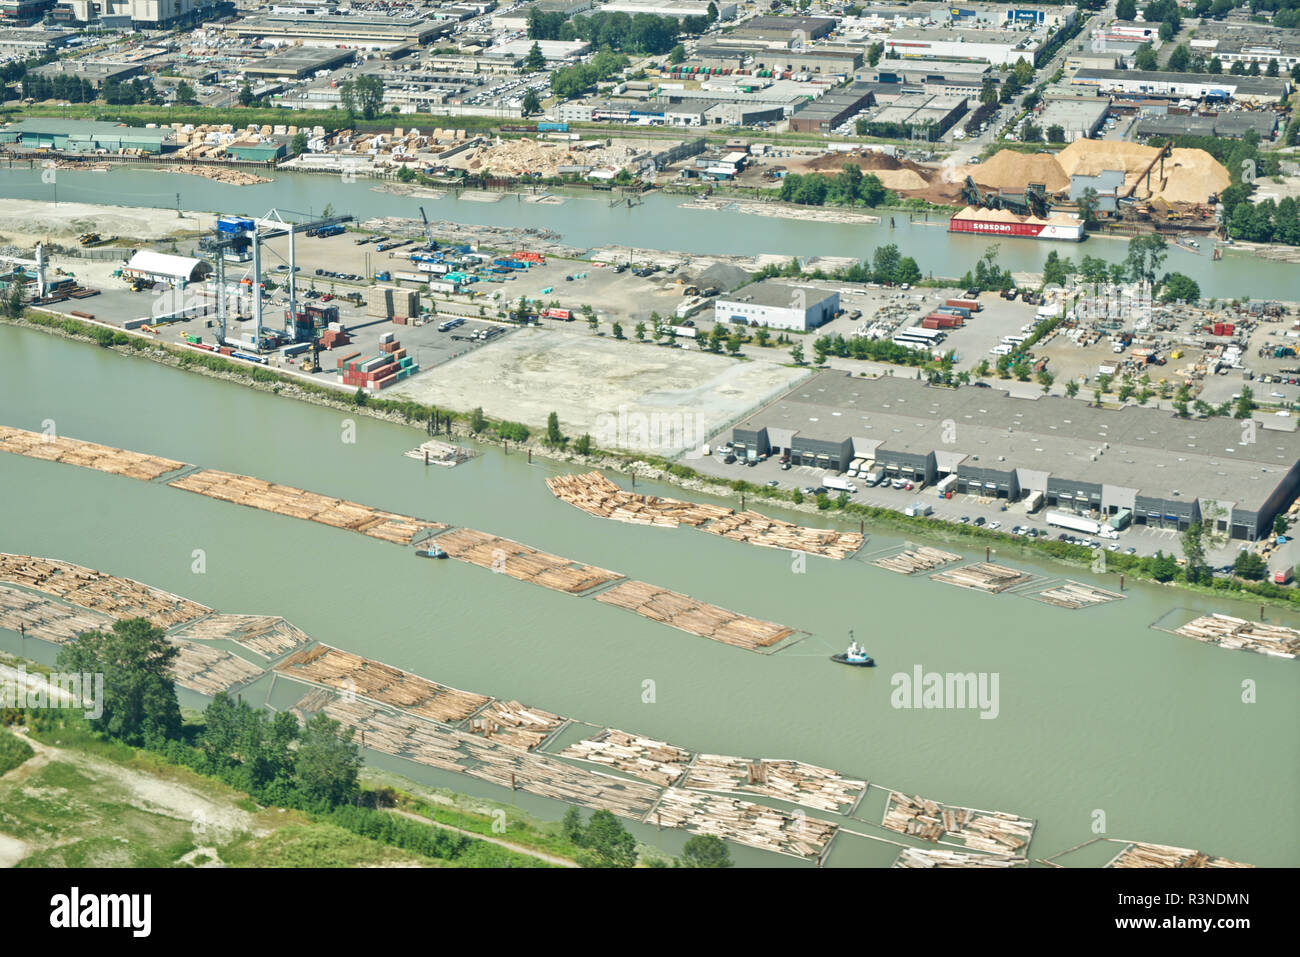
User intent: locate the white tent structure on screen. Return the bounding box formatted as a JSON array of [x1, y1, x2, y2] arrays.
[[122, 251, 212, 287]]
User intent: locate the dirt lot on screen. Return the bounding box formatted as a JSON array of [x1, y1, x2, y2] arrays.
[[0, 198, 211, 245]]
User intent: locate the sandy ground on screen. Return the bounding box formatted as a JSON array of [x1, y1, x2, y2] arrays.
[[0, 198, 212, 246], [387, 326, 810, 455]]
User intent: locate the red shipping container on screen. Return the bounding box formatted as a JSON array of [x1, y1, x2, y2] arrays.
[[392, 316, 407, 325]]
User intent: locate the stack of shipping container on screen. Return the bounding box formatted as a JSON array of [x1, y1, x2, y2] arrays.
[[336, 332, 419, 391]]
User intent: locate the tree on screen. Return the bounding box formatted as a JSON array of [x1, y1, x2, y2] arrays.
[[1208, 56, 1222, 75], [1134, 43, 1159, 72], [291, 131, 308, 156], [294, 712, 362, 808], [706, 1, 718, 21], [1012, 57, 1034, 86], [561, 806, 585, 845], [726, 332, 742, 355], [1167, 44, 1192, 72], [1234, 386, 1256, 420], [1149, 550, 1178, 582], [1125, 233, 1167, 285], [1065, 380, 1079, 398], [546, 411, 563, 444], [1116, 0, 1136, 19], [574, 433, 593, 455], [1158, 272, 1200, 303], [175, 81, 196, 105], [1020, 119, 1042, 143], [790, 342, 804, 364], [469, 407, 486, 432], [1077, 187, 1100, 227], [525, 42, 547, 73], [1180, 522, 1211, 584], [522, 89, 541, 115], [634, 321, 646, 341], [580, 809, 637, 867], [1274, 515, 1289, 536], [677, 834, 731, 867], [55, 617, 182, 746], [668, 43, 686, 65], [238, 81, 254, 107], [1232, 550, 1268, 580], [979, 76, 997, 106], [4, 278, 23, 319], [611, 320, 623, 339]]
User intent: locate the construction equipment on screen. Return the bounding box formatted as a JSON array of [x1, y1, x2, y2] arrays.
[[961, 176, 1048, 218], [78, 233, 101, 246], [418, 206, 437, 251], [1128, 140, 1172, 199], [300, 338, 321, 373]]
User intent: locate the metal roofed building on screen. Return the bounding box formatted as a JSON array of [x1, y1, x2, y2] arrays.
[[714, 282, 839, 332], [123, 250, 212, 286], [0, 119, 171, 153], [241, 46, 355, 79], [729, 15, 837, 41], [787, 81, 876, 132], [223, 13, 450, 48], [1132, 110, 1278, 141], [1070, 68, 1291, 105], [728, 372, 1300, 540], [1033, 96, 1108, 142]]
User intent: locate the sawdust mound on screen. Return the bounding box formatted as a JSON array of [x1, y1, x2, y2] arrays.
[[1056, 138, 1154, 177], [1157, 148, 1231, 204], [875, 168, 928, 191], [968, 149, 1070, 194], [805, 150, 904, 173], [1056, 138, 1229, 203]]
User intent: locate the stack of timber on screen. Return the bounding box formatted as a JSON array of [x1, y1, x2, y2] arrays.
[[0, 425, 185, 481], [652, 787, 837, 859], [299, 694, 661, 818], [0, 584, 115, 644], [1108, 842, 1254, 868], [167, 469, 444, 545], [468, 700, 566, 751], [275, 645, 490, 723], [681, 755, 866, 814], [170, 614, 313, 659], [0, 554, 210, 626], [546, 472, 864, 559], [930, 562, 1033, 593], [894, 848, 1024, 868], [434, 527, 622, 594], [168, 639, 264, 696], [1035, 581, 1125, 609], [882, 791, 1034, 855], [1174, 613, 1300, 659], [873, 546, 962, 575], [560, 729, 693, 787], [595, 580, 793, 651]]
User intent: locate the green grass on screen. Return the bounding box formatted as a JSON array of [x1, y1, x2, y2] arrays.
[[398, 793, 580, 862], [0, 728, 33, 775], [218, 822, 434, 868]]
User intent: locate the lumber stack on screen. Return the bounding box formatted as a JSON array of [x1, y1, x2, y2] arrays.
[[1109, 842, 1254, 868], [275, 644, 490, 723], [930, 562, 1032, 593], [547, 472, 864, 559], [170, 614, 313, 659], [1174, 613, 1300, 658], [468, 700, 565, 751], [560, 729, 693, 787], [652, 787, 837, 859], [0, 583, 116, 644], [681, 755, 866, 814], [1035, 580, 1125, 609], [873, 546, 962, 575], [433, 527, 623, 594], [882, 791, 1034, 854], [168, 469, 445, 545], [168, 639, 264, 696], [894, 848, 1024, 868], [595, 580, 794, 651], [0, 425, 185, 481], [0, 554, 210, 627]]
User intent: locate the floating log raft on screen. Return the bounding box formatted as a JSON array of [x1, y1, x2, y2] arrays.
[[468, 700, 566, 751], [0, 425, 184, 481], [681, 754, 866, 814], [559, 729, 694, 787], [433, 527, 622, 594], [873, 546, 962, 575], [652, 787, 837, 859], [0, 554, 210, 627], [930, 561, 1033, 593], [881, 791, 1035, 855], [168, 639, 264, 697], [1108, 841, 1254, 868], [595, 580, 794, 651], [169, 614, 313, 659], [168, 469, 444, 546], [298, 694, 661, 819], [1035, 580, 1125, 609], [547, 471, 864, 559], [1173, 613, 1300, 659], [894, 848, 1024, 868], [276, 644, 490, 723], [0, 584, 116, 644]]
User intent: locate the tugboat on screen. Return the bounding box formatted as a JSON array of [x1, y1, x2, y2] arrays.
[[416, 545, 448, 559], [831, 630, 874, 668]]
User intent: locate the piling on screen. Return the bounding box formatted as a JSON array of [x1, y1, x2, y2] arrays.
[[985, 546, 990, 561], [1120, 575, 1125, 591]]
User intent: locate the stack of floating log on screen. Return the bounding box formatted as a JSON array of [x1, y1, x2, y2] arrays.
[[546, 472, 864, 559], [0, 425, 185, 481], [0, 584, 115, 644], [168, 639, 264, 696], [873, 546, 962, 575], [170, 614, 313, 659], [881, 791, 1034, 854], [894, 848, 1024, 868], [433, 527, 622, 594], [468, 700, 566, 751], [275, 644, 490, 723], [930, 562, 1033, 593], [1035, 580, 1125, 609], [299, 694, 662, 818], [1109, 842, 1254, 868], [168, 469, 444, 546], [594, 580, 794, 651], [560, 729, 693, 787], [1174, 614, 1300, 659], [652, 787, 837, 859], [0, 554, 210, 626], [681, 755, 866, 814]]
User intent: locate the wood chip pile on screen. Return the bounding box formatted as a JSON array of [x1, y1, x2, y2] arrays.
[[434, 527, 622, 594], [595, 580, 794, 651]]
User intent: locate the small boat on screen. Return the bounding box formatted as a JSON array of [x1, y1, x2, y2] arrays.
[[831, 631, 874, 667], [416, 545, 447, 559]]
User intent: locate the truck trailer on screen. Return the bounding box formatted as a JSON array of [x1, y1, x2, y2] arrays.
[[1045, 510, 1101, 534]]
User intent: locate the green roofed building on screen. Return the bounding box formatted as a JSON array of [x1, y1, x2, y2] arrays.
[[0, 119, 172, 154]]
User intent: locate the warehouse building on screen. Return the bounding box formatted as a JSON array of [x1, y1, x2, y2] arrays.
[[224, 13, 449, 48], [600, 0, 736, 19], [123, 251, 211, 287], [713, 282, 839, 332], [1032, 96, 1107, 142], [694, 42, 862, 74], [788, 82, 876, 132], [242, 46, 355, 79], [885, 27, 1043, 67], [729, 373, 1300, 540], [0, 27, 73, 54], [1071, 68, 1290, 105], [28, 59, 143, 90], [856, 93, 968, 139], [1132, 111, 1278, 142], [730, 15, 837, 42], [52, 0, 227, 27], [0, 119, 171, 154]]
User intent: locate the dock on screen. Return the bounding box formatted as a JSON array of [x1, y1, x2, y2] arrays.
[[594, 580, 794, 651], [872, 545, 962, 575], [1172, 613, 1300, 659], [547, 471, 864, 559], [930, 561, 1034, 593]]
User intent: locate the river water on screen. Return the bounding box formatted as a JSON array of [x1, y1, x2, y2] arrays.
[[0, 324, 1296, 866], [2, 165, 1297, 300]]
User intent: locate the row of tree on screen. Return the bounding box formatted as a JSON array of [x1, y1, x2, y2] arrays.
[[528, 8, 715, 55], [550, 51, 630, 99], [775, 163, 887, 208]]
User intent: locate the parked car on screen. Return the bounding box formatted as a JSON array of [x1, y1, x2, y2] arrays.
[[958, 516, 970, 524], [766, 479, 779, 488], [989, 521, 1001, 530], [973, 516, 986, 526], [723, 454, 736, 464]]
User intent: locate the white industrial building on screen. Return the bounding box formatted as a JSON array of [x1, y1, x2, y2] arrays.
[[885, 27, 1043, 67], [122, 251, 212, 287], [714, 282, 839, 332], [600, 0, 736, 19]]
